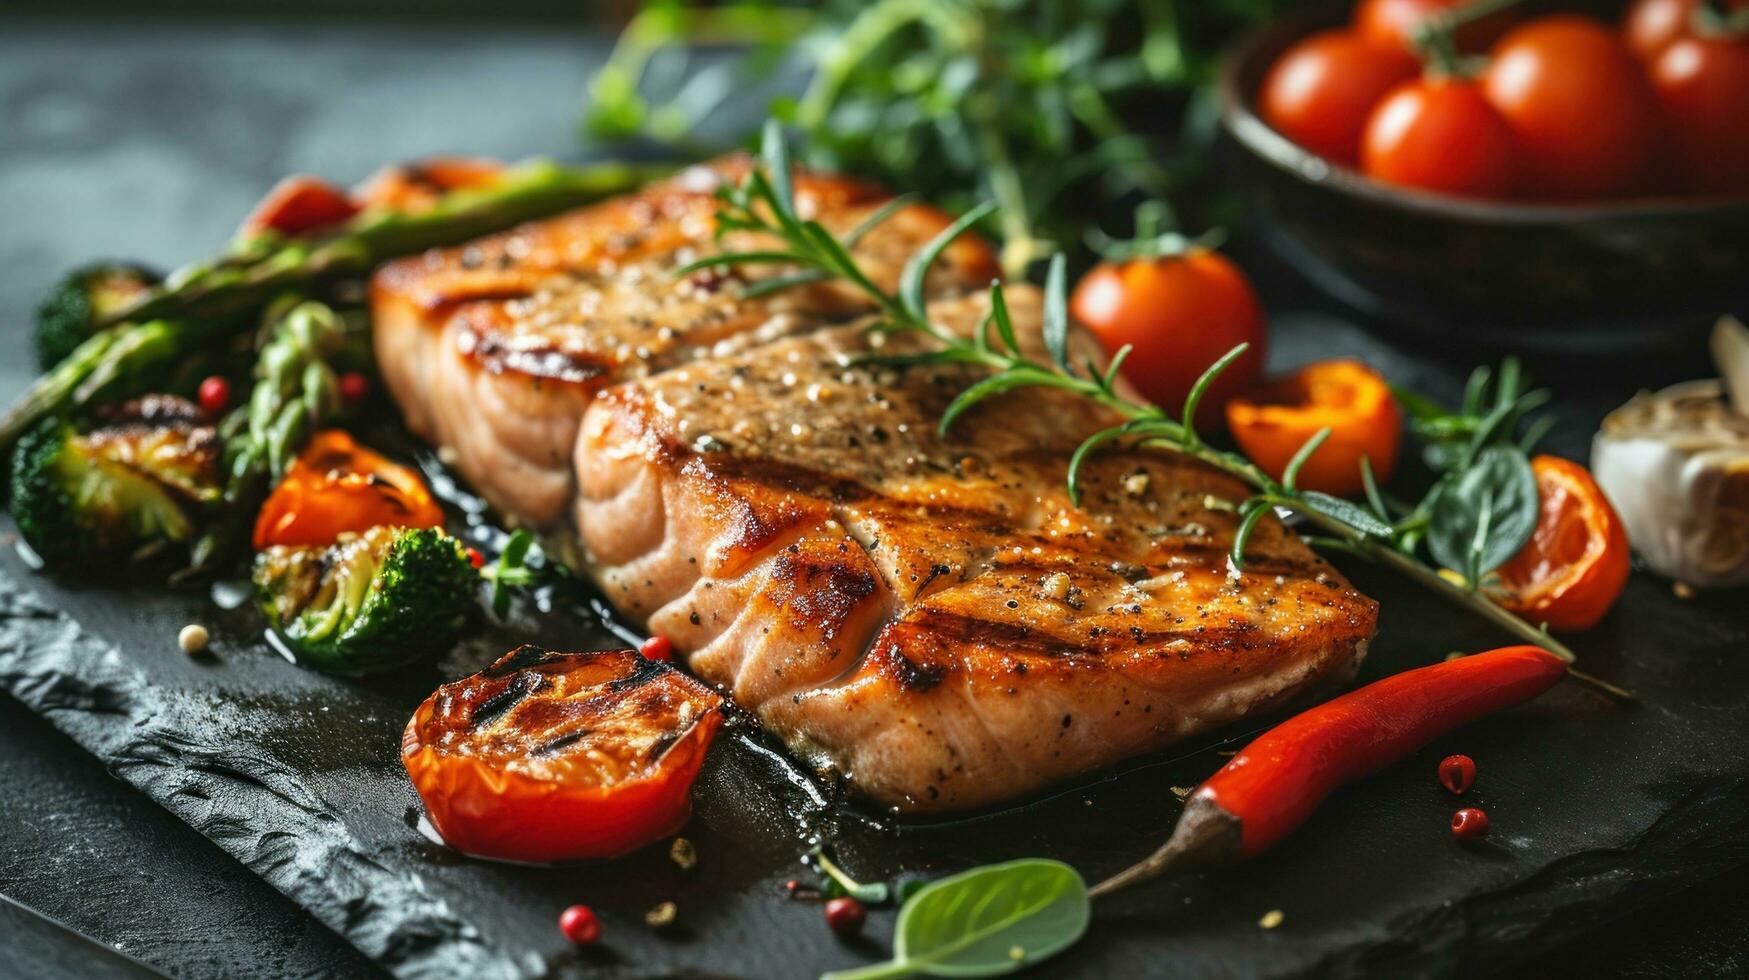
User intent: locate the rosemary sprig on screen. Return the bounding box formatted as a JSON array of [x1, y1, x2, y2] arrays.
[[681, 122, 1627, 698]]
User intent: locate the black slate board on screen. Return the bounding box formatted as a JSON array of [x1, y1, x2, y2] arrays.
[[4, 14, 1749, 980], [4, 308, 1748, 978]]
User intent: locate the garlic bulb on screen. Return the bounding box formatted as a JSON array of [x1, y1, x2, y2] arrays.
[[1593, 379, 1749, 588]]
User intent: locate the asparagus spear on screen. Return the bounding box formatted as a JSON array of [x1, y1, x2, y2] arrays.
[[1, 159, 668, 453], [183, 298, 356, 574]]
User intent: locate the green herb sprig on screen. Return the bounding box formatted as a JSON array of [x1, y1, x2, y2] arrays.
[[589, 1, 1287, 277], [688, 122, 1631, 702], [822, 859, 1089, 980]]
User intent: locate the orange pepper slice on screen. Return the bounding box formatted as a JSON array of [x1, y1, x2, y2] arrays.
[[1487, 455, 1630, 632], [1226, 360, 1402, 497], [252, 430, 444, 550], [352, 157, 507, 213]]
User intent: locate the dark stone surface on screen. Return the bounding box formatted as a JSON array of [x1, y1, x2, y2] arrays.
[[2, 11, 1747, 980]]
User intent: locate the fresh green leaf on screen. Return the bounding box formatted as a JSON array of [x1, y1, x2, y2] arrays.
[[1180, 342, 1248, 444], [938, 372, 1044, 437], [900, 202, 996, 325], [1041, 254, 1070, 372], [988, 283, 1020, 356], [1231, 498, 1273, 569], [1300, 491, 1394, 539], [490, 531, 535, 619], [761, 119, 796, 222], [1280, 427, 1332, 492], [843, 193, 920, 249], [1426, 445, 1538, 578], [822, 859, 1089, 980]]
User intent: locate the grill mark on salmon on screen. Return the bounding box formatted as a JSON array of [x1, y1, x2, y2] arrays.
[[574, 288, 1378, 812], [372, 157, 997, 525]]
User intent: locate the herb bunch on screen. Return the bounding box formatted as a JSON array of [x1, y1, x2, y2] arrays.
[[588, 0, 1289, 276], [689, 122, 1631, 699]]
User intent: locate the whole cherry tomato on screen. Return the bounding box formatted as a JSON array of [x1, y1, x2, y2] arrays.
[[1070, 248, 1266, 421], [402, 645, 725, 863], [253, 429, 445, 549], [239, 176, 359, 239], [1361, 77, 1519, 198], [1647, 36, 1749, 195], [1623, 0, 1749, 59], [1354, 0, 1519, 53], [1487, 455, 1630, 633], [1482, 16, 1663, 199], [1259, 30, 1420, 165], [1226, 359, 1401, 497]]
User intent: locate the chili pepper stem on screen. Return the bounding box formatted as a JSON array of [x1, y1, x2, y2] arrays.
[[1087, 794, 1241, 899]]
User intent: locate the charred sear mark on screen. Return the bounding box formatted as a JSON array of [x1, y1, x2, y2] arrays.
[[481, 643, 562, 678], [534, 730, 588, 756], [887, 651, 947, 693], [460, 324, 611, 384], [470, 670, 548, 729], [769, 550, 879, 640], [606, 656, 669, 693]]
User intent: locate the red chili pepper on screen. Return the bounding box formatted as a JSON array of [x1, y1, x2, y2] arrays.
[[1090, 645, 1567, 896]]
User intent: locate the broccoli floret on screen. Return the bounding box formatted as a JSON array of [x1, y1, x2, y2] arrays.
[[35, 263, 160, 369], [9, 396, 221, 569], [254, 525, 478, 675]]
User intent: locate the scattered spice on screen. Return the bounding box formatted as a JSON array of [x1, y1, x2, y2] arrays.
[[177, 624, 210, 655], [1438, 754, 1477, 795], [670, 836, 697, 870], [824, 897, 866, 937], [338, 371, 370, 404], [1008, 945, 1026, 961], [558, 905, 600, 946], [1451, 807, 1490, 841], [1169, 786, 1193, 800], [641, 634, 674, 662], [197, 376, 231, 416], [1673, 581, 1696, 600], [1259, 909, 1284, 929], [645, 901, 678, 929]]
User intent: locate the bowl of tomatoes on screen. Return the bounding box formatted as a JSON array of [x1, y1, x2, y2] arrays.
[[1218, 0, 1749, 352]]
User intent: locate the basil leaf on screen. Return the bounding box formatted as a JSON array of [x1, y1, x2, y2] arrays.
[[1300, 491, 1394, 539], [823, 859, 1088, 980], [1426, 446, 1538, 579]]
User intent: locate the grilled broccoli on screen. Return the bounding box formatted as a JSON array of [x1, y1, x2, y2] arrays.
[[35, 263, 160, 369], [9, 396, 221, 569], [254, 525, 478, 675]]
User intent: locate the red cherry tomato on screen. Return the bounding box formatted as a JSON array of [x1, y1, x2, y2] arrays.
[[252, 429, 445, 550], [239, 175, 359, 239], [1259, 30, 1420, 165], [640, 634, 675, 663], [1482, 16, 1663, 199], [1623, 0, 1749, 59], [402, 646, 725, 863], [1361, 77, 1519, 198], [1069, 249, 1267, 422], [1647, 37, 1749, 196], [1354, 0, 1519, 53]]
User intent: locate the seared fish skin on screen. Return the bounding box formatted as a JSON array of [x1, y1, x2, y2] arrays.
[[371, 158, 997, 526], [575, 288, 1378, 813]]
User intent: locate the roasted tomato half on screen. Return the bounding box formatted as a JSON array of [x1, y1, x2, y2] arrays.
[[253, 429, 444, 549], [402, 645, 725, 863], [1487, 455, 1630, 632]]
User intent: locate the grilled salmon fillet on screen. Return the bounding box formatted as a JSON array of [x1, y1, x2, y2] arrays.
[[575, 287, 1378, 813], [371, 158, 997, 525]]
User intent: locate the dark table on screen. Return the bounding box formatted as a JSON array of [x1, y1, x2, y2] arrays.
[[1, 13, 1745, 979]]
